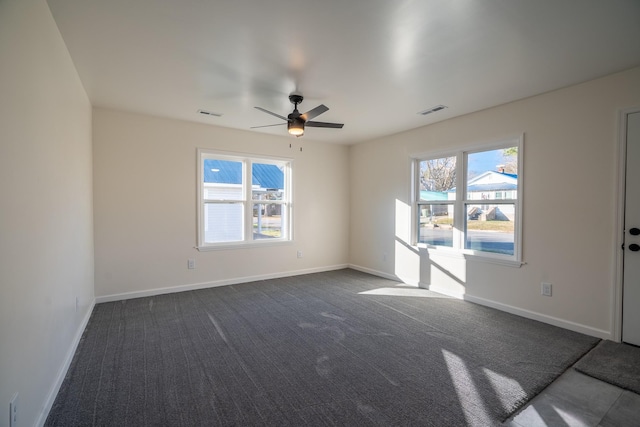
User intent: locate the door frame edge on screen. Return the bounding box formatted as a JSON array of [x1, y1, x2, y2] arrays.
[[613, 106, 640, 342]]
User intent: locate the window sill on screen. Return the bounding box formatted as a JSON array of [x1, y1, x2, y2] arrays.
[[418, 244, 525, 268], [196, 240, 293, 251]]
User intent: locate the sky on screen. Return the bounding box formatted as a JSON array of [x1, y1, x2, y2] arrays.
[[467, 148, 513, 175]]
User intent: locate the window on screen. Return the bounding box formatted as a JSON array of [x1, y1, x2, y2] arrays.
[[197, 149, 292, 249], [414, 137, 522, 262]]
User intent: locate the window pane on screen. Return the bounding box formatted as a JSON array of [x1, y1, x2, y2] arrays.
[[204, 185, 243, 200], [252, 190, 283, 201], [203, 159, 244, 200], [251, 161, 286, 240], [465, 203, 515, 255], [198, 150, 292, 247], [466, 147, 518, 200], [418, 204, 454, 247], [419, 157, 457, 200], [204, 203, 243, 243], [252, 162, 285, 191], [253, 203, 283, 239]]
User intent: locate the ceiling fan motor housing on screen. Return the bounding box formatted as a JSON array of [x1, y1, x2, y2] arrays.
[[289, 94, 304, 105], [253, 93, 343, 136]]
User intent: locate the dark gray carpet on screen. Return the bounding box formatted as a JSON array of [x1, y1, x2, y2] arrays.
[[45, 269, 599, 426], [574, 339, 640, 394]]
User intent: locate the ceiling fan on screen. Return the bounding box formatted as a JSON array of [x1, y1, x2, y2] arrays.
[[252, 94, 344, 137]]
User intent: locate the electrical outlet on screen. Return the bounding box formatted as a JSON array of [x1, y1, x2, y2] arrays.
[[9, 392, 18, 427], [297, 250, 303, 259], [383, 252, 387, 262], [75, 296, 79, 312], [541, 282, 552, 297], [188, 259, 196, 269]]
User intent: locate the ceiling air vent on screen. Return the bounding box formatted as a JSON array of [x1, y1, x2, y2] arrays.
[[417, 105, 447, 116], [198, 109, 223, 117]]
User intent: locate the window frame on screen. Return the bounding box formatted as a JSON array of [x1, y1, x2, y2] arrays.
[[412, 135, 524, 265], [197, 149, 293, 251]]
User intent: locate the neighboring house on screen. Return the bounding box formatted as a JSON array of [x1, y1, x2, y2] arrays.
[[419, 190, 449, 221], [420, 190, 448, 201], [203, 159, 284, 241], [448, 170, 518, 220], [203, 159, 284, 192], [466, 170, 518, 202]]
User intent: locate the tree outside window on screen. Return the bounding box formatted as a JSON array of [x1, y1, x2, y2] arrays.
[[415, 138, 522, 261]]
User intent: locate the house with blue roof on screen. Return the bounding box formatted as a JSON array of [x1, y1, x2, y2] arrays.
[[203, 159, 284, 200], [458, 170, 518, 220], [466, 170, 517, 200], [443, 170, 518, 221], [203, 159, 285, 241], [203, 159, 284, 190]]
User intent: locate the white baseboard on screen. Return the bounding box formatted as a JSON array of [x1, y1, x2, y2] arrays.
[[37, 298, 96, 427], [424, 282, 611, 339], [41, 263, 610, 427], [424, 283, 466, 299], [462, 294, 612, 340], [351, 265, 612, 340], [95, 264, 350, 303], [348, 264, 402, 282]]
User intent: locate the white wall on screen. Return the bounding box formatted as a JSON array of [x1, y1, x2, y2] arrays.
[[349, 67, 640, 338], [0, 1, 94, 426], [0, 2, 635, 421], [93, 108, 350, 299]]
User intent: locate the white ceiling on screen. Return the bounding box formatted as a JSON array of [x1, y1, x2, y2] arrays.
[[47, 0, 640, 144]]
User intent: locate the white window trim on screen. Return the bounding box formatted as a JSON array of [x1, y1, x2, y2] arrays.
[[411, 135, 524, 266], [196, 148, 293, 251]]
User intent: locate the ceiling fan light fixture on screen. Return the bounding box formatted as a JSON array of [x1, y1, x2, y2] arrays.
[[254, 94, 342, 136], [288, 118, 305, 136]]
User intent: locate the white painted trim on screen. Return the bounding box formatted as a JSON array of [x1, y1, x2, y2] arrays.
[[613, 106, 640, 343], [410, 134, 524, 264], [353, 265, 610, 340], [613, 110, 628, 343], [348, 264, 403, 282], [196, 148, 294, 249], [425, 282, 610, 339], [95, 264, 349, 303], [409, 133, 524, 161], [422, 283, 467, 300], [420, 245, 525, 268], [36, 298, 96, 427], [196, 240, 293, 252], [463, 294, 612, 340]]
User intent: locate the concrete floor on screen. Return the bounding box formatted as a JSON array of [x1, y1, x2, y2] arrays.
[[504, 369, 640, 427]]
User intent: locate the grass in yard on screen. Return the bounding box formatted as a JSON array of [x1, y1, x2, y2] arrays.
[[422, 217, 514, 232], [255, 229, 281, 237], [467, 220, 514, 232]]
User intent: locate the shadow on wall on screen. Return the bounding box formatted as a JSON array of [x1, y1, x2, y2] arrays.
[[394, 199, 467, 295]]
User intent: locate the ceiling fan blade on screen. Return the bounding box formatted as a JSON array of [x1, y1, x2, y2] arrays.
[[250, 123, 286, 129], [254, 106, 290, 122], [305, 121, 344, 129], [301, 104, 329, 121]]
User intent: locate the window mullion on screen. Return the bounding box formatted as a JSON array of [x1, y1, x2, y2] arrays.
[[411, 159, 419, 245], [197, 149, 292, 248], [245, 159, 252, 242], [413, 137, 522, 261], [453, 151, 466, 250]]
